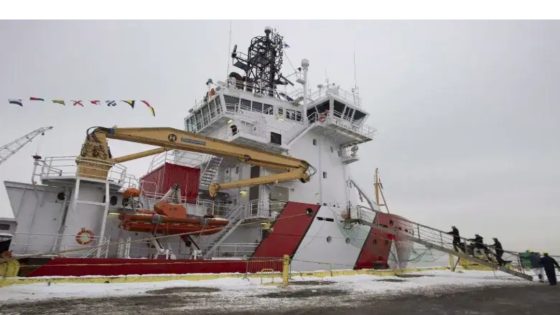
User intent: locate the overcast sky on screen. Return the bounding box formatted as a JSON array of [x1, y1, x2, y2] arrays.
[[1, 21, 559, 253]]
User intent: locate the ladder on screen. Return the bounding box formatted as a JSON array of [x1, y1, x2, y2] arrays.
[[0, 126, 53, 165], [357, 206, 532, 281], [199, 156, 223, 190]]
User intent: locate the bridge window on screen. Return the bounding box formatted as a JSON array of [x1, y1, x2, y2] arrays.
[[285, 109, 302, 121], [240, 99, 251, 111], [224, 95, 239, 112], [264, 104, 273, 115], [333, 100, 345, 118], [252, 102, 263, 113]]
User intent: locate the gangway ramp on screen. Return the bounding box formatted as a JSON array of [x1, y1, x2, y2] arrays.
[[355, 206, 533, 281]]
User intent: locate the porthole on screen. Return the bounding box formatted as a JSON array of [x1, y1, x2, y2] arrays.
[[57, 192, 66, 201], [345, 238, 351, 244], [326, 236, 332, 243], [306, 208, 314, 216], [110, 196, 118, 206]]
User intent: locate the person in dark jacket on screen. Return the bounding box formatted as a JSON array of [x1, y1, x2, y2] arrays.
[[492, 238, 505, 266], [530, 251, 544, 282], [447, 226, 461, 251], [468, 234, 490, 259], [540, 253, 560, 285]]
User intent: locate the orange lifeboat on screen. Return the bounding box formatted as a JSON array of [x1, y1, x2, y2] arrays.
[[118, 185, 229, 235]]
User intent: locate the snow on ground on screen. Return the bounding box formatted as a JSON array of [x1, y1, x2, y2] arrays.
[[0, 269, 533, 313]]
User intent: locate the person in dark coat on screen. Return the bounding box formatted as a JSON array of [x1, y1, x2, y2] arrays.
[[492, 238, 505, 266], [468, 234, 491, 260], [540, 253, 560, 285], [530, 251, 544, 282], [447, 226, 461, 251]]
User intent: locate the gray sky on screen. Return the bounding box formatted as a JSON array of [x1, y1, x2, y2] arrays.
[[1, 21, 559, 253]]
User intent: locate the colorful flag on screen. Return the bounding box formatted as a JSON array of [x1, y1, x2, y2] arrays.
[[72, 100, 84, 107], [9, 99, 23, 106], [122, 100, 135, 108], [52, 99, 65, 106], [105, 100, 117, 107], [29, 97, 45, 101], [141, 100, 156, 117], [90, 100, 101, 105]]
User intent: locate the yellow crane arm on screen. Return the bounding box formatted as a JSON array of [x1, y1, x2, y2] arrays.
[[76, 127, 312, 197]]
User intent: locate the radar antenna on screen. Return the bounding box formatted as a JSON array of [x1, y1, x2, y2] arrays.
[[231, 27, 293, 95]]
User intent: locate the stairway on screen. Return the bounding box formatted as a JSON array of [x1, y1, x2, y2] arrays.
[[356, 207, 533, 281], [199, 156, 223, 190], [203, 205, 245, 258]]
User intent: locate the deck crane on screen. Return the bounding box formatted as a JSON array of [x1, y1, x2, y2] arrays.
[[0, 126, 53, 165], [76, 127, 313, 197]]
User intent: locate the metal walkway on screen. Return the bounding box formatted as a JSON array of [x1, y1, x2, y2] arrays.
[[355, 206, 532, 281]]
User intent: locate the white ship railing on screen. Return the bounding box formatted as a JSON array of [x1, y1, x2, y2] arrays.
[[290, 85, 362, 107], [307, 111, 375, 139], [33, 156, 139, 188], [211, 242, 259, 258], [10, 232, 108, 258]]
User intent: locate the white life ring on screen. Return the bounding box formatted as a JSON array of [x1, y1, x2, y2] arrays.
[[75, 228, 95, 245]]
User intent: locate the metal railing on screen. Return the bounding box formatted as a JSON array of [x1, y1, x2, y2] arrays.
[[211, 242, 259, 258], [307, 111, 375, 139], [289, 85, 362, 107], [33, 156, 138, 188], [9, 232, 107, 258], [354, 206, 532, 280]]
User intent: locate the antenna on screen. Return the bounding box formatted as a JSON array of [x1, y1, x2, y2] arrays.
[[352, 50, 360, 105], [226, 21, 233, 80], [353, 51, 357, 89]]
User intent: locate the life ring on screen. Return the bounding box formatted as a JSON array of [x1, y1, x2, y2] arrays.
[[75, 228, 95, 245], [319, 113, 327, 123]]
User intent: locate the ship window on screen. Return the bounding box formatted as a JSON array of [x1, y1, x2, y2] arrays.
[[252, 102, 263, 113], [330, 146, 334, 153], [224, 95, 239, 112], [270, 132, 282, 145], [326, 236, 332, 243], [0, 224, 10, 230], [353, 110, 366, 122], [240, 99, 251, 111], [325, 218, 334, 222], [317, 217, 324, 221], [345, 237, 351, 244], [312, 139, 317, 145], [323, 171, 327, 179], [278, 107, 284, 116], [263, 104, 273, 115], [209, 101, 216, 118], [306, 208, 314, 215], [333, 100, 345, 118], [235, 166, 239, 174], [110, 196, 118, 206]]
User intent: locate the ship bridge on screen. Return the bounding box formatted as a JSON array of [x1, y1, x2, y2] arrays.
[[302, 85, 374, 148], [184, 81, 374, 154]]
